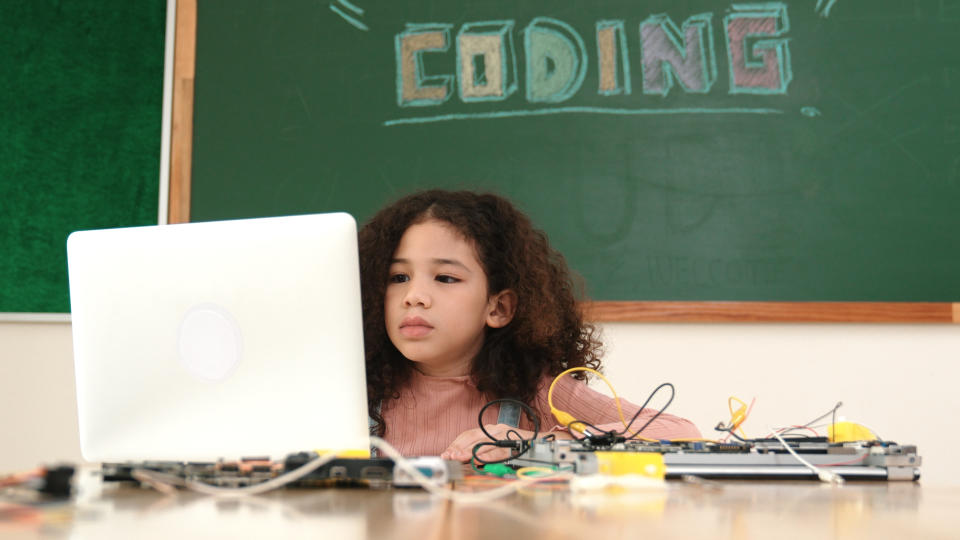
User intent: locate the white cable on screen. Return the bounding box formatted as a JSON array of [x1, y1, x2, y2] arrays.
[[132, 439, 569, 502], [131, 470, 181, 496], [133, 451, 337, 498], [370, 436, 572, 504], [768, 428, 844, 485]]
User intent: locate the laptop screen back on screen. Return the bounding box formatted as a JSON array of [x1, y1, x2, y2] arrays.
[[67, 213, 369, 462]]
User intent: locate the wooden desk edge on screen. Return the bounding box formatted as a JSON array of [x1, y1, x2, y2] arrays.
[[583, 301, 960, 323]]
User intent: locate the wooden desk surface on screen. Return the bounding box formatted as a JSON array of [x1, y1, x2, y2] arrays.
[[3, 470, 959, 539]]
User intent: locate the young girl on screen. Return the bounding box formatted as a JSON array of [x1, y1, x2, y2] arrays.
[[358, 190, 700, 461]]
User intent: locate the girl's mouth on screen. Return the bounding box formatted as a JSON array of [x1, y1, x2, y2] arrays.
[[400, 316, 433, 337]]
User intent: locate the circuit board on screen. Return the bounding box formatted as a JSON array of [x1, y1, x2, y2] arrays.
[[101, 454, 459, 489]]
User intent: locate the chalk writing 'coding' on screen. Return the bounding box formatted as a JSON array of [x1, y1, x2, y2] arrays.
[[395, 3, 793, 111]]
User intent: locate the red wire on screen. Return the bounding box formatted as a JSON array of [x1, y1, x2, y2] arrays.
[[0, 468, 43, 488]]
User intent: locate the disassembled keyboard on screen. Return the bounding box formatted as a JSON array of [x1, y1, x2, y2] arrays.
[[101, 436, 920, 493], [508, 437, 921, 481]]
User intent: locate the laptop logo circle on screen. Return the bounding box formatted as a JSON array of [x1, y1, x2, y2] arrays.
[[177, 304, 242, 381]]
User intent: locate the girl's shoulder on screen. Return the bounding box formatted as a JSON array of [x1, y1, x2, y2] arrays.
[[534, 371, 589, 400]]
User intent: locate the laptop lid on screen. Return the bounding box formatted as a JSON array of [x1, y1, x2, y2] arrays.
[[67, 213, 369, 462]]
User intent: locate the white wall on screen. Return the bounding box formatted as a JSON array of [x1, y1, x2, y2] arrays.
[[0, 322, 83, 470], [599, 322, 960, 486], [2, 321, 958, 485]]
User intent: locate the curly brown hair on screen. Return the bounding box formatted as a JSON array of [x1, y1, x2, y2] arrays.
[[358, 190, 603, 436]]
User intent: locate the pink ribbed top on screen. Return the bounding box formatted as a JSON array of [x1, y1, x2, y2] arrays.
[[380, 370, 702, 456]]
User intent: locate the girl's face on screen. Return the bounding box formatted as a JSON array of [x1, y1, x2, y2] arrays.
[[385, 219, 513, 376]]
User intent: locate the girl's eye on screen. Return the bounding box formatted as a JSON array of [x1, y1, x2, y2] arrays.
[[388, 273, 409, 284], [436, 275, 460, 284]]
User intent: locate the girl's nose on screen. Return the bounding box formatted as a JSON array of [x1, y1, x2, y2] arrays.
[[403, 281, 431, 308]]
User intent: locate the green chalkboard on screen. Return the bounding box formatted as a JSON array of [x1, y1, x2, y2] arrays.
[[191, 0, 960, 302], [0, 1, 166, 313]]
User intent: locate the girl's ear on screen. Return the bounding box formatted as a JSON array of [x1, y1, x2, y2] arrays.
[[485, 289, 517, 329]]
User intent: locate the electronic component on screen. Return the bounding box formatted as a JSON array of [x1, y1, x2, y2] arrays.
[[101, 453, 462, 490], [391, 456, 458, 487], [0, 465, 76, 499], [102, 455, 395, 489], [507, 438, 921, 481]]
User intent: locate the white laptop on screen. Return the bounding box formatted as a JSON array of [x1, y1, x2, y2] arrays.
[[66, 213, 370, 463]]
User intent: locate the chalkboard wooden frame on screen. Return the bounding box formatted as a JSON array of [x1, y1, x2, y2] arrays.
[[166, 0, 958, 324]]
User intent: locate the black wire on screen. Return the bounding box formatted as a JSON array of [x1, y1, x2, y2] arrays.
[[713, 424, 813, 445], [472, 382, 679, 463], [471, 398, 541, 466], [564, 420, 631, 446], [476, 398, 541, 441], [777, 401, 843, 438], [800, 401, 843, 431], [831, 405, 838, 439], [471, 442, 524, 466], [565, 420, 609, 438], [622, 382, 675, 439], [712, 425, 753, 443], [553, 383, 677, 445], [471, 442, 508, 465]]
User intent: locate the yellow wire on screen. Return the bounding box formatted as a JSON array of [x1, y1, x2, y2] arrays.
[[727, 396, 751, 439], [515, 467, 567, 496], [515, 466, 556, 478], [547, 367, 629, 433], [548, 367, 724, 443]]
